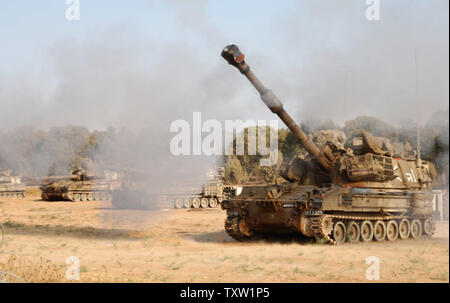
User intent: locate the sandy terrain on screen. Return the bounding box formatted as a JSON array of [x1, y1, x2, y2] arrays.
[[0, 189, 448, 283]]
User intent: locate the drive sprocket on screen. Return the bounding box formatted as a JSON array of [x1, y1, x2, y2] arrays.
[[224, 215, 252, 241], [309, 215, 336, 245]]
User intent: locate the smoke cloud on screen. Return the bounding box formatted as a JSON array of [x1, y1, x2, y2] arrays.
[[0, 1, 448, 195]]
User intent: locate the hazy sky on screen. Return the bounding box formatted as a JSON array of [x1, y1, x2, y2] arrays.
[[0, 0, 448, 130]]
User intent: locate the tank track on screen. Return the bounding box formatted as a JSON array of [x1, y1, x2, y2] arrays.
[[224, 215, 251, 241], [224, 213, 435, 244], [41, 191, 111, 202], [0, 192, 26, 199], [312, 214, 435, 245]]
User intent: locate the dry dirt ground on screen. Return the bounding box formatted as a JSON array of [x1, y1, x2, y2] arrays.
[[0, 189, 448, 283]]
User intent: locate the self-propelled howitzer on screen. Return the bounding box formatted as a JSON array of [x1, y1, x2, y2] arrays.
[[0, 171, 26, 199], [40, 169, 121, 202], [220, 44, 438, 244]]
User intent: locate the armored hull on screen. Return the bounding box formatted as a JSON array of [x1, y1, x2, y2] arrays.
[[0, 173, 26, 199], [222, 182, 438, 244], [0, 182, 26, 199]]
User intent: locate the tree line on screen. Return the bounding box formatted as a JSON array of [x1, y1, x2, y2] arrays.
[[0, 112, 448, 189]]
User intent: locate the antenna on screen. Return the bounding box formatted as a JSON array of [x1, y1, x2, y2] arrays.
[[414, 48, 422, 166], [416, 120, 421, 165]]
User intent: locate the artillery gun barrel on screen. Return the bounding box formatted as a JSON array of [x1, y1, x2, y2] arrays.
[[221, 44, 331, 172]]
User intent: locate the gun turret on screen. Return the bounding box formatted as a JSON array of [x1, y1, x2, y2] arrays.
[[221, 44, 332, 172]]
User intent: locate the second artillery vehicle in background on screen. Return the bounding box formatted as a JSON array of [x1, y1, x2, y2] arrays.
[[169, 168, 245, 209], [0, 171, 26, 199], [111, 168, 243, 210], [40, 168, 121, 202], [220, 44, 439, 245]]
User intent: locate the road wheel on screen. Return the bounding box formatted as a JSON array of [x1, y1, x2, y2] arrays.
[[94, 193, 101, 201], [208, 198, 218, 208], [192, 198, 201, 208], [174, 199, 183, 209], [72, 193, 81, 202], [183, 198, 192, 208], [87, 193, 94, 201], [200, 198, 209, 208], [423, 219, 433, 236], [81, 193, 88, 202], [398, 219, 410, 239], [386, 220, 399, 241], [346, 221, 360, 243], [373, 220, 386, 241], [360, 220, 373, 242], [410, 219, 422, 239], [332, 221, 346, 245]]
